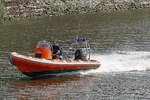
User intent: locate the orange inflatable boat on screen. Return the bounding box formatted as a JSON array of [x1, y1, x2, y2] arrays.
[[9, 40, 101, 77]]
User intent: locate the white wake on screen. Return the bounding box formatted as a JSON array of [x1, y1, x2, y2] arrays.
[[81, 51, 150, 74]]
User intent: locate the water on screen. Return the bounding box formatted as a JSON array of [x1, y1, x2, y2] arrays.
[[1, 8, 150, 99]]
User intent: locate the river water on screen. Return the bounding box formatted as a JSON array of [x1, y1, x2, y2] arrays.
[[1, 8, 150, 100]]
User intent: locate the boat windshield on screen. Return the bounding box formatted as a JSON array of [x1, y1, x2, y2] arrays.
[[37, 41, 51, 48]]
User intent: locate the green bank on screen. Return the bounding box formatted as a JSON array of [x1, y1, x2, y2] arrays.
[[0, 0, 150, 19]]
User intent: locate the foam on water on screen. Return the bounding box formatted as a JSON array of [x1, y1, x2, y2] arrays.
[[81, 51, 150, 74]]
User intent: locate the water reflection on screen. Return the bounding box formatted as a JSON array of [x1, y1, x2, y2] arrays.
[[11, 75, 95, 100], [1, 9, 150, 54]]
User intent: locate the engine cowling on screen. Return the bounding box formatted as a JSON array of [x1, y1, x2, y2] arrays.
[[34, 41, 52, 59]]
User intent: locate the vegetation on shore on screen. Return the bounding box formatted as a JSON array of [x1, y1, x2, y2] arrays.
[[0, 0, 150, 19], [0, 3, 6, 19]]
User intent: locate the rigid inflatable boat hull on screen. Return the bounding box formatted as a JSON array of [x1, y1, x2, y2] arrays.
[[9, 52, 100, 77]]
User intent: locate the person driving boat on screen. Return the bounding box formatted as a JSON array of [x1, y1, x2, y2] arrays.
[[52, 40, 62, 59]]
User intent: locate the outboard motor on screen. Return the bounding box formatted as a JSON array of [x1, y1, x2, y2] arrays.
[[34, 40, 52, 59], [75, 48, 87, 60], [74, 38, 89, 60]]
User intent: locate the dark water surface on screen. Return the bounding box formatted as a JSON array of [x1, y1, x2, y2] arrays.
[[1, 8, 150, 99]]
